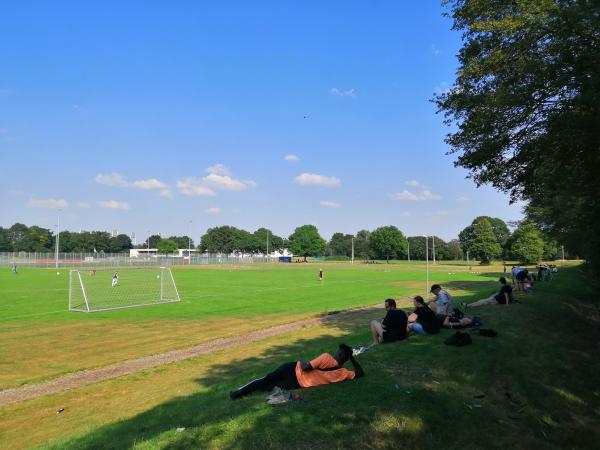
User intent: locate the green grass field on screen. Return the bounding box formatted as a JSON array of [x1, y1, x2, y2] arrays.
[[1, 262, 599, 449]]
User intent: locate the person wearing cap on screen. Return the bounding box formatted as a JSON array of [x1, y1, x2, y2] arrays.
[[229, 344, 364, 400], [429, 284, 453, 325]]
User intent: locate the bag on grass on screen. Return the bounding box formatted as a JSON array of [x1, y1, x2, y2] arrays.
[[444, 331, 472, 347]]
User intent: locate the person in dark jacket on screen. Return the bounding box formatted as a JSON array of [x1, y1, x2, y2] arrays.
[[370, 298, 408, 345], [407, 295, 440, 334]]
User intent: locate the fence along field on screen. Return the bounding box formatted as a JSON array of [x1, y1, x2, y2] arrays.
[[0, 262, 496, 390]]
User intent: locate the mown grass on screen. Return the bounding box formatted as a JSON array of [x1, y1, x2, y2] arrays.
[[0, 263, 597, 449], [0, 262, 493, 389]]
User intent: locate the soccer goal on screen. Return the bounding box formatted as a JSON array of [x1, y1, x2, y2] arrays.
[[69, 267, 180, 312]]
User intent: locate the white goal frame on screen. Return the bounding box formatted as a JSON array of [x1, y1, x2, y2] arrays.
[[68, 266, 181, 312]]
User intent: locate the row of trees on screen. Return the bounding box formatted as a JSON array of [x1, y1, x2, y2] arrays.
[[458, 216, 560, 264], [0, 223, 135, 253], [435, 0, 598, 271]]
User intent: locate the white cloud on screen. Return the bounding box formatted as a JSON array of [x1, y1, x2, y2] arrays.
[[391, 189, 443, 201], [76, 201, 90, 208], [206, 207, 221, 214], [176, 178, 217, 197], [206, 163, 231, 176], [405, 180, 421, 188], [284, 154, 299, 162], [294, 173, 341, 187], [330, 88, 356, 98], [28, 198, 68, 209], [457, 196, 471, 203], [95, 173, 171, 198], [203, 173, 256, 191], [431, 44, 440, 55], [320, 200, 340, 208], [98, 200, 129, 210], [177, 165, 256, 196], [95, 173, 129, 187], [400, 211, 413, 218], [132, 178, 168, 190]]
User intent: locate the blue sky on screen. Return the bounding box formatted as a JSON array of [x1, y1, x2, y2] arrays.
[[0, 0, 523, 243]]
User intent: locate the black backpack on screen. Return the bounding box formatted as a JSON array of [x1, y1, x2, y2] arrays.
[[444, 331, 472, 346]]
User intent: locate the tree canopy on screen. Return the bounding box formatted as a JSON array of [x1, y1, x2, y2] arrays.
[[436, 0, 600, 270], [287, 225, 326, 257], [509, 223, 545, 264], [369, 226, 407, 262], [468, 218, 502, 264]]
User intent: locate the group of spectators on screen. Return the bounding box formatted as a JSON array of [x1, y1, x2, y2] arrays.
[[230, 271, 538, 400]]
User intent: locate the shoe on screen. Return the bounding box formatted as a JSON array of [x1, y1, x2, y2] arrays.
[[229, 390, 242, 400], [352, 346, 370, 356]]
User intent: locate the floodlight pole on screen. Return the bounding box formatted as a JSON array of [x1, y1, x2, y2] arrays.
[[425, 235, 429, 298], [432, 237, 436, 265], [266, 230, 270, 262], [55, 210, 61, 270], [467, 250, 471, 270], [407, 239, 410, 262], [351, 237, 354, 264], [147, 230, 150, 252], [561, 245, 565, 266], [188, 220, 192, 265]]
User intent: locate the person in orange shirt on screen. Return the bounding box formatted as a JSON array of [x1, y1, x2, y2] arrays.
[[229, 344, 365, 400]]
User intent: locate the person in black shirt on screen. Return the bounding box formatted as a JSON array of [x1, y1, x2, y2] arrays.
[[463, 277, 513, 308], [407, 296, 440, 334], [370, 298, 408, 345]]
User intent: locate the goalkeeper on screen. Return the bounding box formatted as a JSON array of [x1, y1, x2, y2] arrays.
[[229, 344, 364, 400], [111, 272, 119, 287]]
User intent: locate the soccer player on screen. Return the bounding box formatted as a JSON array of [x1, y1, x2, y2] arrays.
[[90, 269, 96, 277], [111, 272, 118, 287], [229, 344, 364, 400], [12, 263, 17, 274], [319, 268, 324, 281]]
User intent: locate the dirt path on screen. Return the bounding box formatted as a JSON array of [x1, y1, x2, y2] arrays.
[[0, 305, 381, 407]]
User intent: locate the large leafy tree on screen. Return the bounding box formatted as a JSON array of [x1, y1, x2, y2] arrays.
[[253, 228, 284, 254], [200, 226, 243, 254], [167, 236, 194, 249], [459, 216, 510, 253], [354, 230, 372, 260], [469, 218, 502, 264], [327, 233, 354, 257], [287, 225, 326, 257], [435, 0, 600, 270], [109, 234, 133, 253], [510, 223, 545, 263], [369, 226, 407, 262], [157, 239, 178, 254], [446, 239, 464, 260]]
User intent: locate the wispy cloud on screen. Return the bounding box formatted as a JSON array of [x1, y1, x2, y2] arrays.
[[95, 173, 172, 198], [400, 211, 413, 218], [284, 154, 299, 162], [98, 200, 129, 210], [430, 44, 440, 56], [205, 207, 221, 214], [176, 178, 217, 197], [391, 189, 443, 201], [28, 198, 68, 209], [330, 88, 356, 98], [177, 164, 256, 196], [457, 196, 471, 203], [294, 173, 341, 187], [76, 201, 90, 208], [320, 200, 340, 208], [405, 180, 421, 188]]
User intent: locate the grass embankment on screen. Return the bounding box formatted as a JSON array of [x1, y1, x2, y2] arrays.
[[0, 264, 598, 449]]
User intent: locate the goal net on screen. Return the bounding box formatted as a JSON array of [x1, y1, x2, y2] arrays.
[[69, 267, 180, 312]]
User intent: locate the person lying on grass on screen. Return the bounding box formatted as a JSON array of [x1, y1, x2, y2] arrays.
[[462, 277, 513, 309], [229, 344, 364, 400], [407, 296, 440, 335], [370, 298, 408, 345]]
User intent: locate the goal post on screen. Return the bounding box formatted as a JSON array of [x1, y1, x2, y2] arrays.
[[68, 267, 181, 312]]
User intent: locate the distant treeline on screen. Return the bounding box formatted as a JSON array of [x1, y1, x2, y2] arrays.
[[0, 216, 565, 264]]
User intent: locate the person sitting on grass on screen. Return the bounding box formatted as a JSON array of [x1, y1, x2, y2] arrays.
[[429, 284, 453, 326], [229, 344, 364, 400], [370, 298, 408, 345], [462, 277, 513, 309], [407, 296, 440, 335]]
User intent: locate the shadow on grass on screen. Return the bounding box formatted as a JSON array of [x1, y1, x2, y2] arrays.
[[47, 267, 600, 450]]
